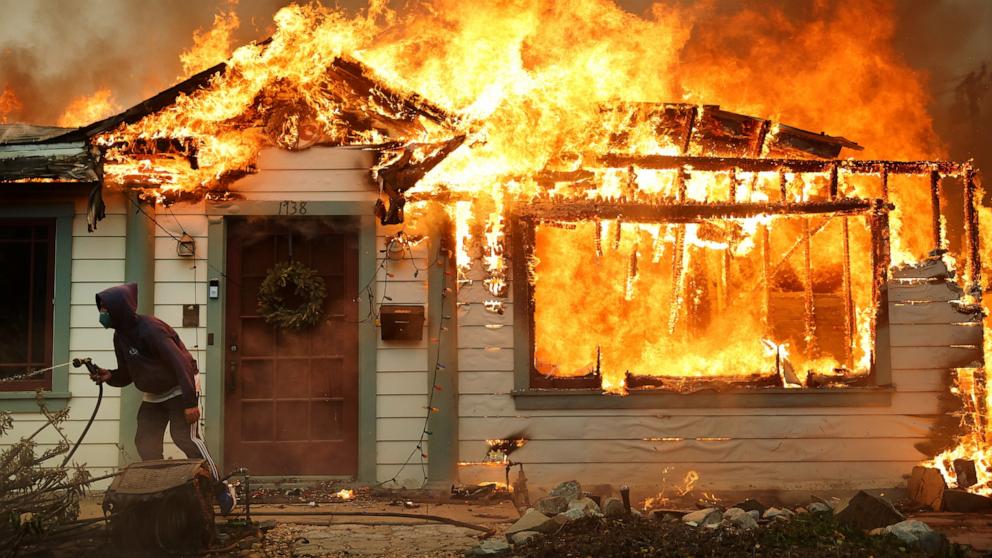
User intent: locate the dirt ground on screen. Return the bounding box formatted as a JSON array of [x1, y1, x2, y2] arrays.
[[59, 491, 992, 557]]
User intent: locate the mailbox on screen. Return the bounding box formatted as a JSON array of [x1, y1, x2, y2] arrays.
[[380, 305, 425, 341]]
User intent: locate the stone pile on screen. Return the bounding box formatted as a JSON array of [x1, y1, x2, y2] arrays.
[[466, 483, 947, 556]]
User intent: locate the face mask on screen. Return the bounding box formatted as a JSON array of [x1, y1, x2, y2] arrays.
[[99, 311, 113, 329]]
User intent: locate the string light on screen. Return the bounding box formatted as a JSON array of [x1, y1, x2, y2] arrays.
[[376, 227, 452, 489]]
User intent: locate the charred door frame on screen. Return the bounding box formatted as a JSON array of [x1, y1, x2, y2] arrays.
[[510, 198, 897, 409], [205, 201, 378, 481]]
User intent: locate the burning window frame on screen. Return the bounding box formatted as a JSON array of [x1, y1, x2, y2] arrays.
[[509, 155, 982, 396]]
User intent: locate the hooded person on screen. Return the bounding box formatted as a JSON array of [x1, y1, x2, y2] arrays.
[[90, 283, 218, 480]]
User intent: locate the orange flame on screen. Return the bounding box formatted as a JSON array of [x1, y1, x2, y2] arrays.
[[70, 3, 988, 411], [0, 86, 22, 124], [56, 88, 120, 128]]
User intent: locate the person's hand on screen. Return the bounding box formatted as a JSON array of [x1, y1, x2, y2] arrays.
[[90, 368, 111, 384], [184, 407, 201, 425]]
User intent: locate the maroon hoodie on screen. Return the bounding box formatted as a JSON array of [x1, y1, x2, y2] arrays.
[[95, 283, 199, 409]]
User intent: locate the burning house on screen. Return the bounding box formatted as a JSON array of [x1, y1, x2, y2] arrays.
[[0, 1, 989, 506]]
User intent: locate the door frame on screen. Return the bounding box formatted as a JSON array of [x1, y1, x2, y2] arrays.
[[205, 201, 378, 482]]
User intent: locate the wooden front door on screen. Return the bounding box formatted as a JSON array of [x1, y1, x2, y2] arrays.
[[224, 217, 359, 476]]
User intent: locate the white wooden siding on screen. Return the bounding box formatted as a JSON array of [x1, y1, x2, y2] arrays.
[[0, 193, 127, 487], [455, 256, 974, 494], [151, 200, 209, 460]]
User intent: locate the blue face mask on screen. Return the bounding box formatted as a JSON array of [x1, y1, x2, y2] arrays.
[[98, 311, 113, 329]]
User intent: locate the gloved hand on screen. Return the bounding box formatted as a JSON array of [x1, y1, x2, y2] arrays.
[[89, 367, 112, 384], [184, 407, 201, 424]]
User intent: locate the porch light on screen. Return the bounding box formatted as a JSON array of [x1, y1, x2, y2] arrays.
[[177, 233, 196, 257]]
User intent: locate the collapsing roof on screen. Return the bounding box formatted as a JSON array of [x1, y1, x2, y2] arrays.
[[0, 124, 101, 183]]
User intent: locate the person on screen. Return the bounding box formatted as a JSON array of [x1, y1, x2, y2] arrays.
[[89, 283, 218, 479]]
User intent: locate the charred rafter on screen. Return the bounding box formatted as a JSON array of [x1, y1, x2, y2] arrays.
[[513, 198, 886, 223], [598, 154, 970, 177]]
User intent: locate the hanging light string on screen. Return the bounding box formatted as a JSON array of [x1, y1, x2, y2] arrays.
[[375, 231, 449, 489]]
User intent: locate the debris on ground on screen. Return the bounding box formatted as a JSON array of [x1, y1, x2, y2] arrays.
[[512, 513, 956, 558]]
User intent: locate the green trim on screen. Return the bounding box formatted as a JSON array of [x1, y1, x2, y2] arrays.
[[357, 215, 377, 483], [205, 202, 378, 482], [874, 287, 894, 386], [0, 392, 71, 412], [120, 193, 155, 465], [427, 218, 458, 485], [52, 214, 72, 396], [512, 387, 895, 409], [205, 217, 226, 472], [0, 203, 72, 412]]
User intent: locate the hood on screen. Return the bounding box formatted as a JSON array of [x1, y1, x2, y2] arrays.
[[95, 283, 139, 329]]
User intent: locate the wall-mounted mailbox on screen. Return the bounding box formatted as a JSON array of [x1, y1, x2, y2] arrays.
[[380, 305, 425, 341]]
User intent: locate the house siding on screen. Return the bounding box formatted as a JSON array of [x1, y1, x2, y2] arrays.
[[1, 193, 127, 488], [455, 255, 979, 496]]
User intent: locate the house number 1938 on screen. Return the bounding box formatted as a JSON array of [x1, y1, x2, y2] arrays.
[[278, 201, 308, 215]]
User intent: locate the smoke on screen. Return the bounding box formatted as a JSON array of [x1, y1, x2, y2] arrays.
[[1, 0, 989, 170], [0, 0, 292, 124], [893, 0, 992, 174]]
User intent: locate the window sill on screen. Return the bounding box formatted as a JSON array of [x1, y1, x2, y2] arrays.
[[0, 391, 71, 413], [511, 386, 894, 410]]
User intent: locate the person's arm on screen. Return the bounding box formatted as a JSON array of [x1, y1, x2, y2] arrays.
[[97, 342, 133, 387]]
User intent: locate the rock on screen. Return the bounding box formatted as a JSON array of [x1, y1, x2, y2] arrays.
[[602, 497, 625, 518], [584, 484, 615, 501], [747, 510, 760, 521], [549, 480, 582, 503], [941, 488, 992, 512], [467, 538, 511, 556], [722, 507, 758, 530], [835, 491, 904, 531], [953, 459, 978, 488], [683, 507, 722, 528], [568, 497, 601, 515], [762, 507, 795, 522], [794, 507, 808, 514], [558, 507, 586, 523], [652, 510, 684, 522], [535, 495, 568, 515], [884, 520, 945, 555], [731, 498, 767, 515], [510, 531, 541, 545], [908, 466, 946, 510], [506, 509, 556, 537], [808, 502, 832, 514]]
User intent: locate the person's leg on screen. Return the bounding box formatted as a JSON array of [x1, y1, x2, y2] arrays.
[[135, 401, 168, 460], [165, 396, 219, 479]]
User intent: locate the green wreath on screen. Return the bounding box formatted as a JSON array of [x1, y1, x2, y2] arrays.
[[257, 260, 327, 329]]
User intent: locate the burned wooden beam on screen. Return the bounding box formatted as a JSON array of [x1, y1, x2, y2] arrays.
[[930, 170, 942, 250], [514, 198, 885, 223], [963, 166, 982, 288], [841, 217, 855, 367], [599, 154, 969, 177], [803, 218, 816, 356]]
